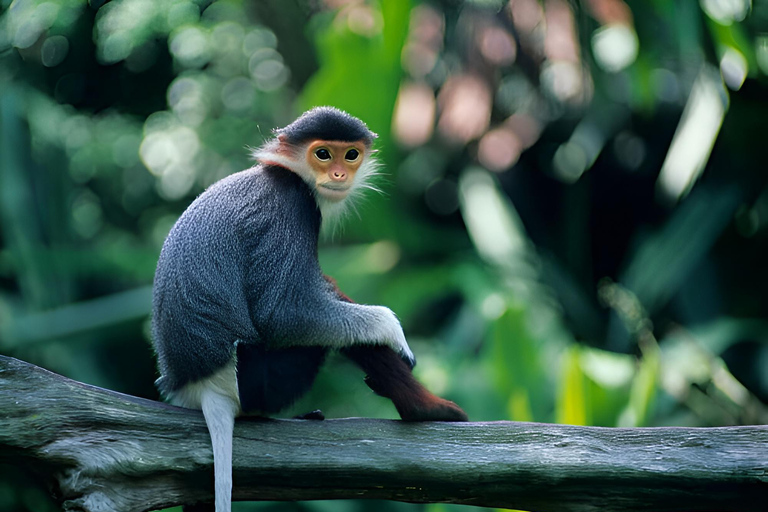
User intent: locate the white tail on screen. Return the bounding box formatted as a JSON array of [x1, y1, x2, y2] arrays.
[[201, 388, 239, 512]]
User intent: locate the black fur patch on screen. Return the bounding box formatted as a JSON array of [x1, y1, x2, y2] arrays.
[[236, 343, 328, 414], [277, 106, 376, 145]]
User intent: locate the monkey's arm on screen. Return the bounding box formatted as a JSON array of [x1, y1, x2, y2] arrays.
[[324, 276, 468, 422], [250, 279, 415, 367]]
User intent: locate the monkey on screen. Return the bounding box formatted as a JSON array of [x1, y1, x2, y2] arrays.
[[151, 107, 467, 512]]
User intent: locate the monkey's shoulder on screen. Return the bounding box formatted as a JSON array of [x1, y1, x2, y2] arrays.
[[161, 166, 320, 266], [192, 166, 315, 216], [166, 167, 306, 234]]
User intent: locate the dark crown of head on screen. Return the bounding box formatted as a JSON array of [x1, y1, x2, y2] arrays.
[[277, 107, 377, 146]]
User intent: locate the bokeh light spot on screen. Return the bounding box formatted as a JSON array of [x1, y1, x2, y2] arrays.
[[139, 124, 200, 192], [508, 0, 544, 34], [437, 75, 492, 143], [168, 76, 208, 127], [591, 24, 638, 73], [243, 28, 277, 56], [169, 26, 211, 68], [41, 35, 69, 67], [251, 59, 288, 92], [364, 241, 401, 273], [347, 5, 383, 36], [479, 25, 517, 66], [112, 134, 141, 168], [12, 2, 60, 49], [393, 82, 436, 148], [71, 189, 103, 239], [719, 47, 747, 90], [478, 127, 522, 172], [540, 60, 584, 103], [553, 141, 588, 183], [700, 0, 750, 24], [167, 1, 200, 29], [221, 77, 256, 112]]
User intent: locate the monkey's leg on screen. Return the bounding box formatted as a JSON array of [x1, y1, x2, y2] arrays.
[[342, 345, 468, 422], [200, 387, 239, 512], [322, 275, 466, 421], [236, 343, 327, 415]]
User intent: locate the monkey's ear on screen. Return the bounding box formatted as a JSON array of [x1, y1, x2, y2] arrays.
[[277, 134, 288, 143]]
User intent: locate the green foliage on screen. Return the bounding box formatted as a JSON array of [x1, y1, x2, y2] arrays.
[[489, 306, 549, 422], [2, 0, 768, 510]]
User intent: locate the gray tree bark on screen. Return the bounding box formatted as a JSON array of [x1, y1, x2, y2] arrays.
[[0, 355, 765, 512]]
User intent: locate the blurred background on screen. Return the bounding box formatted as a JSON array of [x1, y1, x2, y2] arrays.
[[1, 0, 767, 511]]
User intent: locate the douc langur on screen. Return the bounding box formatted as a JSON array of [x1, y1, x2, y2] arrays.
[[152, 107, 468, 512]]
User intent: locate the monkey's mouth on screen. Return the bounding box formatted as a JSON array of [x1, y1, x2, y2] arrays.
[[319, 183, 351, 200]]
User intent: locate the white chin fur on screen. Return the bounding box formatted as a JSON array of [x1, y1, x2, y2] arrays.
[[251, 147, 382, 236]]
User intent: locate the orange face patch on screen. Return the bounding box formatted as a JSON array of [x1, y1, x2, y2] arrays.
[[305, 140, 366, 202]]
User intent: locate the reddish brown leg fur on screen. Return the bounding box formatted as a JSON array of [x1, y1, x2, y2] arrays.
[[325, 276, 467, 422], [341, 345, 467, 421]]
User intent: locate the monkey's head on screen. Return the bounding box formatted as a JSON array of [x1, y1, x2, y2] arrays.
[[254, 107, 380, 211]]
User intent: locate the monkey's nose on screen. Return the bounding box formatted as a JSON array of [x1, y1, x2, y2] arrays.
[[330, 168, 347, 181]]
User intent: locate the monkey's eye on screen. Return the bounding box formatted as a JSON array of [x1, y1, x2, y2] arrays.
[[345, 149, 360, 161], [315, 148, 331, 161]]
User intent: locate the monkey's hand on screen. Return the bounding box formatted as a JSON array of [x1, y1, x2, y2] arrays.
[[368, 306, 416, 368]]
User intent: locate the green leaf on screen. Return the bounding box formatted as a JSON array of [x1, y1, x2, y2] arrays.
[[488, 306, 550, 422], [620, 184, 742, 316], [618, 342, 660, 427], [555, 345, 590, 426]]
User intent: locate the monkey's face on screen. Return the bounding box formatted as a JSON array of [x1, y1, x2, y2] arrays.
[[305, 140, 366, 202]]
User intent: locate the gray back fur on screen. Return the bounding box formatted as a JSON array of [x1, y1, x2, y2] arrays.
[[152, 165, 332, 394]]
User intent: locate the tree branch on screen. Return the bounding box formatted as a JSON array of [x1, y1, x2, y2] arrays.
[[0, 355, 765, 512]]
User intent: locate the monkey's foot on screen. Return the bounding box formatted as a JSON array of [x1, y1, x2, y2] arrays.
[[364, 375, 468, 422], [294, 409, 325, 420], [397, 395, 468, 422]]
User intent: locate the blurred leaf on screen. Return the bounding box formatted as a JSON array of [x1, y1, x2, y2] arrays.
[[1, 286, 152, 347], [554, 345, 646, 427], [682, 317, 768, 355], [618, 342, 660, 427], [578, 348, 636, 426], [488, 306, 551, 422], [706, 18, 759, 75], [621, 184, 742, 315], [0, 91, 62, 310], [540, 256, 605, 345], [555, 345, 590, 426], [506, 388, 534, 423], [627, 53, 657, 112], [459, 168, 535, 274]]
